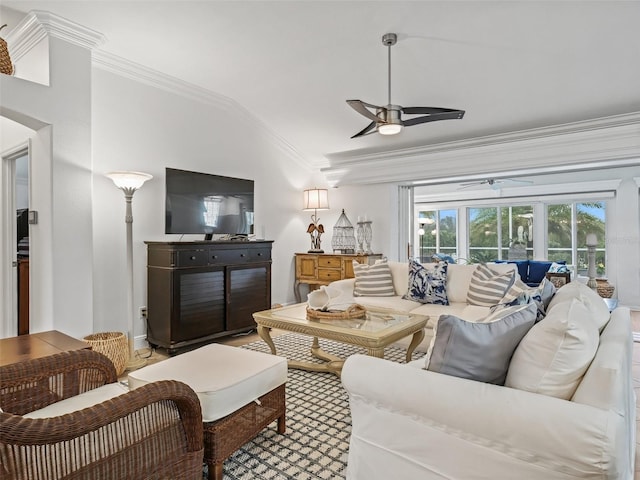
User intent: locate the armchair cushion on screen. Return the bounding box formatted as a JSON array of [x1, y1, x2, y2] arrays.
[[425, 302, 537, 385], [24, 383, 129, 418]]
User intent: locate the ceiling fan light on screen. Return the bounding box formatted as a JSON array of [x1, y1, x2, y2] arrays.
[[378, 123, 403, 135]]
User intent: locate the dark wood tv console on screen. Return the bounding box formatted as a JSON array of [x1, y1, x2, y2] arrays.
[[145, 240, 273, 353]]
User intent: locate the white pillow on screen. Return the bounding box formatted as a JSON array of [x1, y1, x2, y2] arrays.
[[505, 298, 599, 400], [546, 281, 610, 331]]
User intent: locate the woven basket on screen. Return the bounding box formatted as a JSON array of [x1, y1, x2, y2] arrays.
[[306, 304, 366, 321], [595, 279, 614, 298], [83, 332, 128, 376], [0, 25, 14, 76]]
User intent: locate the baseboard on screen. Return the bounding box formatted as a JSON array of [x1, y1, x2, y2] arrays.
[[134, 334, 148, 352]]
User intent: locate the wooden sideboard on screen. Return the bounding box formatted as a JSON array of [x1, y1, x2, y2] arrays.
[[146, 240, 273, 353], [294, 253, 383, 302]]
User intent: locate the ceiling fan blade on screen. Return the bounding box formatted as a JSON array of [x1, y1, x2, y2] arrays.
[[457, 183, 481, 190], [346, 99, 384, 123], [403, 110, 465, 126], [402, 106, 462, 115], [351, 121, 378, 138], [502, 178, 534, 185]]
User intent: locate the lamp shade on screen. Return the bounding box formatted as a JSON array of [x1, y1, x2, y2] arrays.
[[303, 188, 329, 211], [106, 171, 153, 190], [586, 233, 598, 246]]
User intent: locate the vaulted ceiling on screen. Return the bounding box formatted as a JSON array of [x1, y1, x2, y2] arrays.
[[3, 1, 640, 183]]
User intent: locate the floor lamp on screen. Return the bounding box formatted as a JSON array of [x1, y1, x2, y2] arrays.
[[586, 233, 598, 291], [106, 171, 152, 370]]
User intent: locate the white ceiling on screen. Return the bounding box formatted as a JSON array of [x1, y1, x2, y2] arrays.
[[3, 1, 640, 173]]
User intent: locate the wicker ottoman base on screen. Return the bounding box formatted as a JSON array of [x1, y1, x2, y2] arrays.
[[203, 383, 286, 480]]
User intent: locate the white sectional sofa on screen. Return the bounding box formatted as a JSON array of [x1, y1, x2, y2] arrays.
[[328, 261, 518, 350], [340, 267, 636, 479]]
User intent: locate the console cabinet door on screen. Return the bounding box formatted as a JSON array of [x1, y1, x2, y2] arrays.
[[173, 268, 226, 342], [227, 264, 271, 331]]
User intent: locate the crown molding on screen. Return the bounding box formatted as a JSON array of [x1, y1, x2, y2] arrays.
[[5, 9, 308, 169], [414, 179, 621, 205], [6, 10, 105, 60], [92, 50, 309, 169], [322, 112, 640, 186]]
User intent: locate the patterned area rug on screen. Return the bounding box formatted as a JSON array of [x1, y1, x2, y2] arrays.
[[209, 333, 425, 479]]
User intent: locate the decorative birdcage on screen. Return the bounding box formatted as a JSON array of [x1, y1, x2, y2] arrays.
[[331, 209, 356, 254]]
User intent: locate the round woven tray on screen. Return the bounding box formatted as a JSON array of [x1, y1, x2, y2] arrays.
[[306, 304, 366, 321], [83, 331, 128, 376]]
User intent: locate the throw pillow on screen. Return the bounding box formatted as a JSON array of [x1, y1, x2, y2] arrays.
[[505, 298, 599, 400], [352, 259, 395, 297], [499, 277, 556, 321], [402, 259, 449, 305], [546, 281, 610, 331], [424, 302, 537, 385], [466, 263, 516, 307]]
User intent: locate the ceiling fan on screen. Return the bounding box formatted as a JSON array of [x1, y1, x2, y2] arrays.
[[346, 33, 465, 138], [458, 178, 534, 190]]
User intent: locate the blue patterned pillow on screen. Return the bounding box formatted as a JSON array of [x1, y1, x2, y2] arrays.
[[402, 259, 449, 305]]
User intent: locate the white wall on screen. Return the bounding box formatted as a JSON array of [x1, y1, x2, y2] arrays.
[[91, 68, 315, 337], [0, 35, 94, 339]]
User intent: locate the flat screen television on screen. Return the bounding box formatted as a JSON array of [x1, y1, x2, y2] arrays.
[[165, 168, 254, 239]]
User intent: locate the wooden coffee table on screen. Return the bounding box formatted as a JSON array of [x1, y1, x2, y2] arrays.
[[253, 303, 428, 376]]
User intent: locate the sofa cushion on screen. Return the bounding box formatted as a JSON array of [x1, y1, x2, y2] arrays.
[[387, 261, 409, 296], [527, 260, 554, 285], [354, 295, 421, 313], [402, 259, 449, 305], [547, 281, 610, 331], [353, 259, 395, 297], [505, 298, 599, 400], [466, 264, 516, 307], [424, 302, 537, 385]]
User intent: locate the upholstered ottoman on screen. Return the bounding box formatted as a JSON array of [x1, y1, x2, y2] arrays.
[[128, 343, 287, 480]]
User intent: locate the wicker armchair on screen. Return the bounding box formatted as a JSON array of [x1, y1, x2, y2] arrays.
[[0, 349, 204, 479]]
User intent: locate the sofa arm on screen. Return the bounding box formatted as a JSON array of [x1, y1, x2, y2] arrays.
[[342, 355, 626, 479]]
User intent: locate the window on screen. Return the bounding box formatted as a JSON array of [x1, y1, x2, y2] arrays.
[[413, 198, 607, 277], [547, 202, 606, 276], [416, 209, 457, 262], [468, 205, 534, 263], [468, 207, 498, 263]]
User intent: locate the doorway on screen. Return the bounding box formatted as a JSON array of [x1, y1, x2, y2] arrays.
[[1, 144, 30, 337]]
